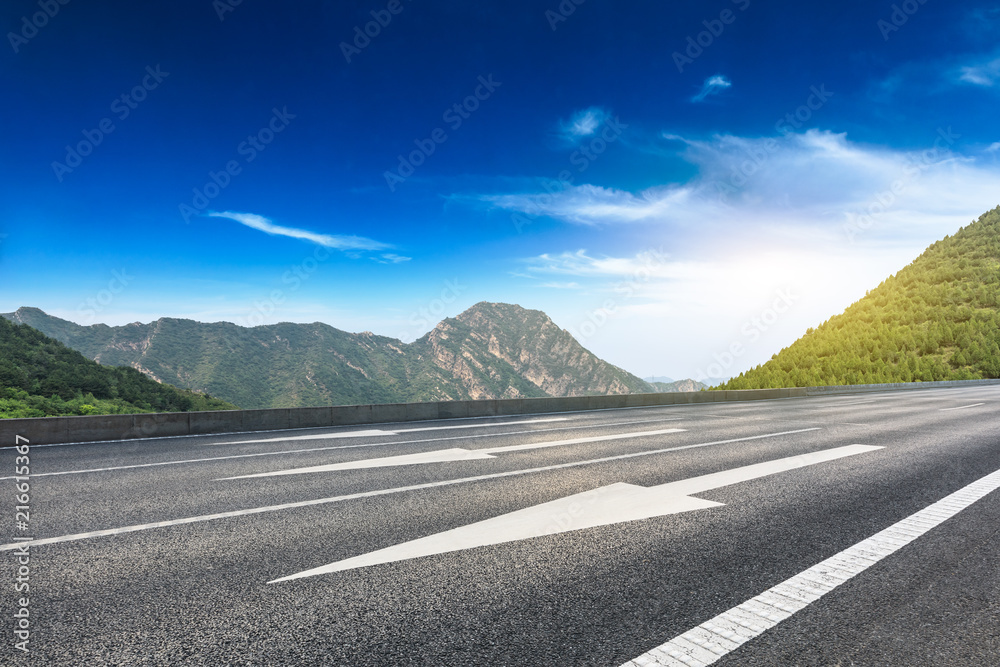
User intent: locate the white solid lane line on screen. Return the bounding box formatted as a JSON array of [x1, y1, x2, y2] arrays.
[[0, 418, 685, 481], [205, 417, 570, 446], [939, 403, 985, 411], [221, 428, 688, 479], [620, 464, 1000, 667], [269, 445, 880, 582], [0, 427, 819, 552]]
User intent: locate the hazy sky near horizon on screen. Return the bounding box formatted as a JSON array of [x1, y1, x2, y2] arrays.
[[3, 0, 1000, 381]]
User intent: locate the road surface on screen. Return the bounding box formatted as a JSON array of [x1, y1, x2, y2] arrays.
[[3, 385, 999, 665]]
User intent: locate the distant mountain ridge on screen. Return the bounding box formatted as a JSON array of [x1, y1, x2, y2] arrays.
[[720, 206, 1000, 389], [3, 302, 658, 409], [650, 379, 708, 392], [0, 316, 236, 418]]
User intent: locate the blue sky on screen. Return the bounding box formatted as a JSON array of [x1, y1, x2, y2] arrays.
[[2, 0, 999, 381]]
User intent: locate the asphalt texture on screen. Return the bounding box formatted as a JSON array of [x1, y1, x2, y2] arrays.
[[2, 385, 999, 665]]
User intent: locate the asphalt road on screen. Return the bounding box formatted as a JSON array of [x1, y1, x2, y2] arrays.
[[2, 385, 999, 665]]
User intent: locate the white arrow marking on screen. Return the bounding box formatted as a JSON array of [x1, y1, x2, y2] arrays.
[[206, 417, 570, 446], [222, 428, 687, 479], [0, 428, 819, 553], [269, 444, 881, 582]]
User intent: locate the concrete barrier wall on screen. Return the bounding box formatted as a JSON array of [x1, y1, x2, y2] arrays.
[[803, 378, 1000, 395], [2, 378, 997, 446]]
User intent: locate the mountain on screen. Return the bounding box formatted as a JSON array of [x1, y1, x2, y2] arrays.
[[0, 316, 237, 418], [720, 206, 1000, 389], [3, 302, 655, 409], [650, 379, 708, 392]]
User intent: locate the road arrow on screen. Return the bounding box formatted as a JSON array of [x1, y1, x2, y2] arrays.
[[269, 444, 881, 582], [206, 417, 569, 447], [222, 428, 687, 479]]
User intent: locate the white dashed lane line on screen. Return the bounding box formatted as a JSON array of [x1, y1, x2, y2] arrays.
[[221, 428, 689, 478], [621, 464, 1000, 667], [0, 418, 685, 480]]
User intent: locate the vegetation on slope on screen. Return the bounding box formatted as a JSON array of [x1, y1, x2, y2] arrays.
[[721, 207, 1000, 389], [3, 302, 654, 408], [0, 318, 237, 418]]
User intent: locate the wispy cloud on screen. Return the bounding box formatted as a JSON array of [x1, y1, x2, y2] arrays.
[[375, 253, 411, 264], [558, 107, 610, 141], [540, 281, 582, 289], [523, 249, 689, 280], [477, 129, 1000, 245], [482, 183, 696, 226], [957, 55, 1000, 86], [692, 74, 731, 102], [207, 211, 390, 251]]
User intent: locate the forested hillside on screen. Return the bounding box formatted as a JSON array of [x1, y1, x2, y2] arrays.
[[721, 207, 1000, 389], [0, 318, 237, 418]]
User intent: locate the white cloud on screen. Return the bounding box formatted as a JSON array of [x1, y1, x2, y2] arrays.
[[375, 253, 412, 264], [692, 74, 732, 102], [957, 56, 1000, 86], [558, 107, 610, 141], [207, 211, 390, 251], [987, 142, 1000, 153], [468, 128, 1000, 380], [483, 184, 697, 226], [523, 249, 690, 280], [540, 281, 582, 289], [479, 129, 1000, 246]]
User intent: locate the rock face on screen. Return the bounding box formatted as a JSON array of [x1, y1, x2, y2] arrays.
[[3, 302, 655, 409], [649, 379, 708, 392]]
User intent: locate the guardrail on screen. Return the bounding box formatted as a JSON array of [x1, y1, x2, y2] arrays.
[[2, 378, 997, 446]]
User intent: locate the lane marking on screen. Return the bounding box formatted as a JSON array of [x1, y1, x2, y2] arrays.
[[0, 418, 685, 481], [0, 412, 590, 450], [13, 381, 1000, 454], [620, 464, 1000, 667], [0, 428, 820, 551], [269, 445, 880, 582], [393, 418, 569, 433], [221, 428, 688, 479], [204, 417, 570, 446], [940, 403, 985, 411], [8, 384, 996, 451], [815, 399, 879, 408]]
